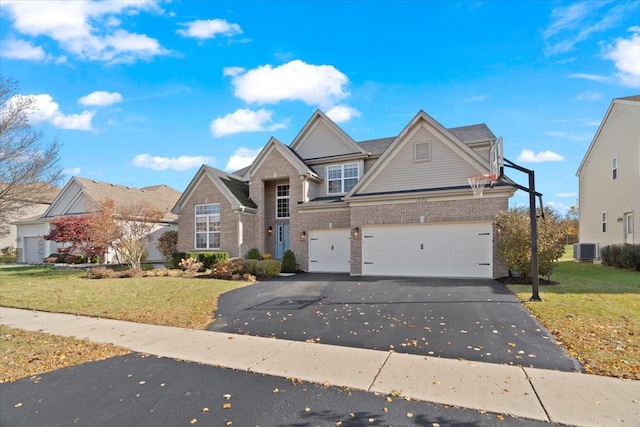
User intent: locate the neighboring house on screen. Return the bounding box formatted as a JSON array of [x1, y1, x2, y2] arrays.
[[576, 95, 640, 257], [16, 177, 181, 264], [174, 110, 515, 279], [3, 183, 61, 262]]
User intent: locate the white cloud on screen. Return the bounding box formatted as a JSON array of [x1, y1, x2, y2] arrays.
[[567, 73, 610, 83], [325, 105, 361, 123], [63, 167, 81, 176], [225, 147, 261, 171], [575, 91, 601, 101], [0, 38, 46, 61], [517, 149, 564, 163], [16, 94, 95, 130], [547, 201, 570, 214], [605, 28, 640, 88], [78, 91, 123, 106], [543, 1, 635, 55], [555, 192, 577, 198], [463, 95, 486, 102], [1, 0, 168, 63], [132, 154, 214, 171], [210, 108, 287, 137], [176, 19, 242, 39], [226, 60, 350, 108]]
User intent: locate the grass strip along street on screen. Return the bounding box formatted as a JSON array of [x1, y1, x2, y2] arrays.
[[1, 259, 638, 382]]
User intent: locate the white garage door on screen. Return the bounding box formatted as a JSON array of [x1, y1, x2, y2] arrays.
[[308, 228, 350, 272], [362, 222, 493, 278], [24, 236, 45, 264]]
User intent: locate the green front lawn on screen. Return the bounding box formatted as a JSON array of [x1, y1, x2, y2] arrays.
[[507, 250, 639, 379], [0, 265, 253, 329]]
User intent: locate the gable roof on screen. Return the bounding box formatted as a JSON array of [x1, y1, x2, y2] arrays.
[[346, 111, 491, 198], [576, 95, 640, 176], [172, 165, 256, 214], [242, 137, 320, 182], [43, 177, 181, 221], [289, 109, 368, 160]]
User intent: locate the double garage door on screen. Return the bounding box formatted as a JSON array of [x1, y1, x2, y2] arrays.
[[362, 222, 493, 278], [307, 222, 493, 278]]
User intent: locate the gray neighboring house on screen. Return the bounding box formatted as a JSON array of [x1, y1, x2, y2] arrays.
[[576, 95, 640, 259], [3, 183, 61, 263], [173, 109, 516, 279], [16, 177, 181, 264]]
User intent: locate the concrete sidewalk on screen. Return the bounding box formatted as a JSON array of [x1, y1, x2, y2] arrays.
[[1, 307, 638, 427]]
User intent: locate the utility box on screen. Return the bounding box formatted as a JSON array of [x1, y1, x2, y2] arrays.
[[573, 243, 598, 261]]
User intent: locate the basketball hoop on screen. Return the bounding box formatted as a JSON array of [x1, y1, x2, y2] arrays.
[[467, 174, 495, 198]]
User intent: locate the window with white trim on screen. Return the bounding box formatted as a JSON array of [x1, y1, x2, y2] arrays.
[[601, 211, 607, 233], [195, 204, 220, 249], [327, 163, 359, 194], [612, 156, 618, 180], [276, 184, 290, 218]]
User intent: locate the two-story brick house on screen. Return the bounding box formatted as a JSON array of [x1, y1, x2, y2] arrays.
[[172, 110, 515, 278]]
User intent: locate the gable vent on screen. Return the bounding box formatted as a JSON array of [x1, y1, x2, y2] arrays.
[[414, 142, 431, 162]]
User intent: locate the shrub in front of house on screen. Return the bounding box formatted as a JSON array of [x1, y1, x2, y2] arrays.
[[256, 260, 281, 278], [281, 250, 296, 273], [600, 244, 640, 271], [44, 253, 65, 263], [211, 258, 255, 281], [171, 252, 188, 268], [179, 257, 204, 274], [65, 254, 86, 264], [88, 266, 116, 279], [193, 251, 229, 269], [262, 252, 272, 260], [247, 248, 261, 260]]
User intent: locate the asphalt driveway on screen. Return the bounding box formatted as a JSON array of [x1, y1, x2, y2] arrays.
[[209, 273, 583, 372]]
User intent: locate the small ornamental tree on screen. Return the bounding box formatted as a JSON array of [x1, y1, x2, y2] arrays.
[[495, 206, 566, 278], [157, 230, 178, 262], [110, 200, 163, 270], [43, 215, 105, 259]]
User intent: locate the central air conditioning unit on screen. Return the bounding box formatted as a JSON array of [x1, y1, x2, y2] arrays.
[[573, 243, 598, 261]]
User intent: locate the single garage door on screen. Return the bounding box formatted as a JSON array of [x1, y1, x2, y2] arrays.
[[361, 222, 493, 278], [308, 228, 350, 272], [24, 236, 45, 264]]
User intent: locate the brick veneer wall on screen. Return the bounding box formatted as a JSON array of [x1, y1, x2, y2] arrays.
[[176, 176, 242, 257], [349, 196, 510, 278]]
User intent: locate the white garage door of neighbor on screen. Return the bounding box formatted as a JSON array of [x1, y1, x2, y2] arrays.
[[308, 228, 351, 273], [361, 222, 493, 278], [24, 236, 45, 264]]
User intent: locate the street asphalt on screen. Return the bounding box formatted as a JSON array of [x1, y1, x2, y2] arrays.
[[0, 353, 555, 427], [209, 273, 583, 372]]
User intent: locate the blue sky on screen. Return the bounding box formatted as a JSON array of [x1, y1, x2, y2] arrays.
[[1, 0, 639, 214]]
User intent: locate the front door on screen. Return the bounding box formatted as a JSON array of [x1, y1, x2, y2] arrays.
[[624, 213, 634, 243], [275, 223, 290, 259]]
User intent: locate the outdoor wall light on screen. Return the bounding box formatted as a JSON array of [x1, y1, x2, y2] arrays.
[[617, 217, 623, 223], [301, 231, 307, 241], [268, 226, 273, 235], [353, 227, 360, 239]]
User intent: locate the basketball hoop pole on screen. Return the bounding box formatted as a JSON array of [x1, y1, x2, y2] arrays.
[[502, 158, 543, 302]]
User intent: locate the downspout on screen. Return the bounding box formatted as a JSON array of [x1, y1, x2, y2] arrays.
[[237, 206, 245, 258]]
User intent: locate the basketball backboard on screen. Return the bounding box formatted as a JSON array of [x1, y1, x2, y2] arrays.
[[489, 136, 504, 181]]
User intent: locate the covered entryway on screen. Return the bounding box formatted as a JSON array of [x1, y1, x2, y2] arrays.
[[361, 222, 493, 278], [308, 228, 350, 272]]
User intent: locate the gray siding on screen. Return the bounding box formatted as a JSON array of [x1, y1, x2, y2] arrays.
[[579, 102, 640, 248], [360, 125, 480, 194], [295, 120, 357, 160]]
